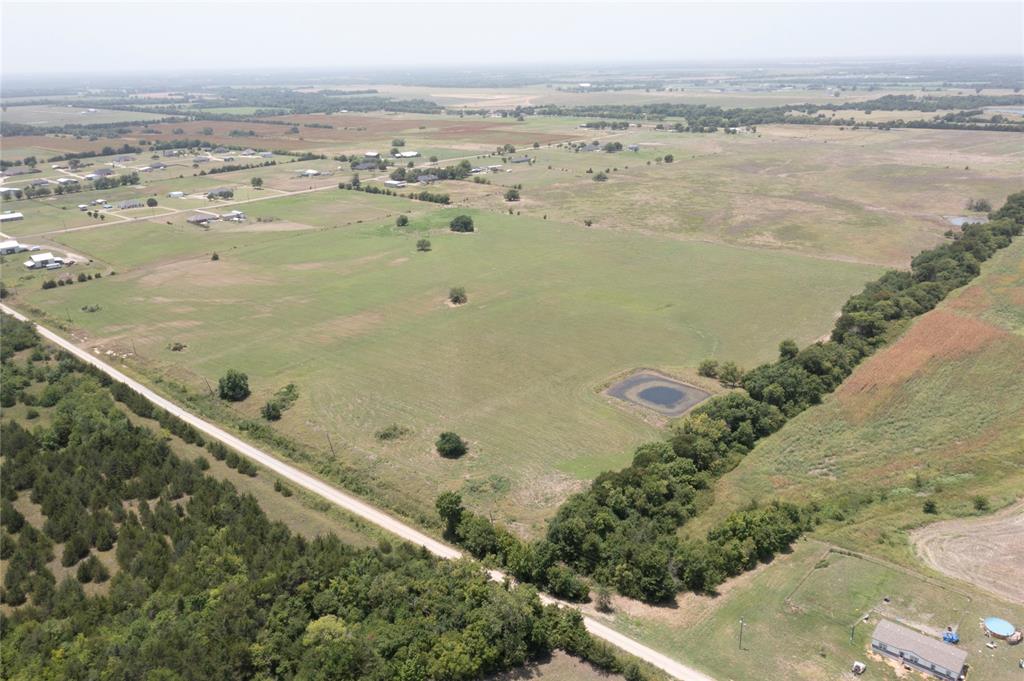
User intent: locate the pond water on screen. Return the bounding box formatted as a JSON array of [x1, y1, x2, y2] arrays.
[[606, 371, 710, 417], [637, 385, 685, 407]]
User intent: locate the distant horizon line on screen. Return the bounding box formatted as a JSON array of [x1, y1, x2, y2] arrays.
[[3, 54, 1022, 83]]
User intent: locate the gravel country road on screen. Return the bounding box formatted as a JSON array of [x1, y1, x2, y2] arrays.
[[0, 303, 716, 681]]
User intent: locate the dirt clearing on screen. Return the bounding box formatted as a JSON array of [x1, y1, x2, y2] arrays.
[[912, 501, 1024, 605]]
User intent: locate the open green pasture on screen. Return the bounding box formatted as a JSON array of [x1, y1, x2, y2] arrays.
[[481, 125, 1024, 267], [16, 206, 880, 533], [0, 104, 169, 126]]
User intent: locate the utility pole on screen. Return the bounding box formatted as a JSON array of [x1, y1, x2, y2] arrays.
[[203, 377, 215, 398], [739, 618, 745, 651], [325, 432, 336, 457]]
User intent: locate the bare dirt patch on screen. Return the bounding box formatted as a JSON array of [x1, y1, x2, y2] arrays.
[[912, 501, 1024, 605], [219, 220, 316, 233], [835, 309, 1007, 422]]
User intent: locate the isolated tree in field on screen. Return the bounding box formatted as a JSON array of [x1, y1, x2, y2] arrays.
[[593, 172, 608, 182], [697, 359, 719, 378], [146, 198, 158, 207], [449, 214, 474, 232], [251, 177, 263, 189], [778, 339, 799, 361], [218, 369, 250, 401], [923, 499, 938, 514], [718, 361, 743, 387], [436, 432, 467, 459], [504, 188, 521, 201], [416, 238, 431, 252], [449, 287, 467, 305], [664, 154, 674, 163], [211, 252, 220, 261], [351, 173, 361, 188], [395, 214, 409, 227]]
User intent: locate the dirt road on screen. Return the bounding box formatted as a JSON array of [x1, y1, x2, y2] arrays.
[[912, 501, 1024, 605], [0, 303, 716, 681]]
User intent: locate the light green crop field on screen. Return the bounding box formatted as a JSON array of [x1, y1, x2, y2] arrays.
[[11, 204, 880, 534], [602, 539, 1024, 681]]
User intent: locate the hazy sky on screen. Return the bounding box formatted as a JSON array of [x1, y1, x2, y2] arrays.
[[2, 1, 1022, 76]]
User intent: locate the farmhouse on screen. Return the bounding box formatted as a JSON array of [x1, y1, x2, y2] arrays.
[[0, 212, 25, 223], [56, 177, 78, 185], [117, 199, 145, 209], [259, 151, 274, 158], [394, 150, 420, 158], [353, 162, 377, 171], [628, 144, 640, 151], [167, 191, 185, 198], [384, 179, 407, 188], [871, 620, 967, 681], [511, 156, 531, 164], [416, 174, 438, 184], [0, 239, 27, 255], [220, 210, 246, 221], [241, 148, 257, 156], [23, 252, 60, 269], [78, 204, 89, 210], [29, 178, 51, 187], [187, 214, 213, 226], [193, 156, 211, 163], [580, 143, 602, 152], [213, 147, 229, 154], [93, 168, 114, 177], [150, 162, 167, 170]]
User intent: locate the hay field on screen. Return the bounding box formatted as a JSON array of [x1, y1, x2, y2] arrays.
[[0, 104, 169, 126], [15, 204, 879, 534]]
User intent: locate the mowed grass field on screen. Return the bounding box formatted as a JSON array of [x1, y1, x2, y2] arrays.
[[0, 104, 169, 126], [690, 237, 1024, 557], [600, 539, 1024, 681], [14, 202, 880, 534]]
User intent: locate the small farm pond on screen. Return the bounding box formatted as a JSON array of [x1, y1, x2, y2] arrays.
[[606, 371, 710, 417]]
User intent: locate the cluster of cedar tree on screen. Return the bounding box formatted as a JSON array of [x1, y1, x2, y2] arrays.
[[0, 321, 655, 681]]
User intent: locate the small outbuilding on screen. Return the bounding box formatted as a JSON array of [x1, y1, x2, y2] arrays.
[[167, 191, 185, 199], [363, 151, 380, 158], [871, 620, 967, 681], [0, 239, 26, 255], [416, 174, 438, 184], [0, 212, 25, 223], [24, 252, 60, 269], [384, 179, 406, 188]]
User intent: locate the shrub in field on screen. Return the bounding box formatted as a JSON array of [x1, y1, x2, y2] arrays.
[[416, 238, 431, 252], [449, 287, 467, 305], [436, 431, 467, 458]]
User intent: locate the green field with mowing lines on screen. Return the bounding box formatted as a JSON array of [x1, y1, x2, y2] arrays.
[[14, 205, 880, 534]]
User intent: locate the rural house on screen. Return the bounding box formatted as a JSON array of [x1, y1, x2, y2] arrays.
[[416, 174, 438, 184], [511, 156, 531, 164], [871, 620, 967, 681]]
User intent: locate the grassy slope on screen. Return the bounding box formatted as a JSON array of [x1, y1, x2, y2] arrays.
[[12, 207, 879, 534], [694, 236, 1024, 561]]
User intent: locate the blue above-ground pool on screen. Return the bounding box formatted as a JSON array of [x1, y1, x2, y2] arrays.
[[984, 617, 1016, 638]]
